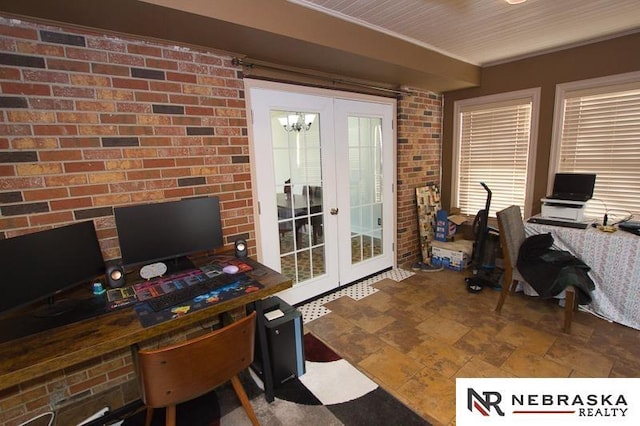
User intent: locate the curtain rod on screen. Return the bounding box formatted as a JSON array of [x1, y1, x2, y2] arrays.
[[232, 58, 412, 96]]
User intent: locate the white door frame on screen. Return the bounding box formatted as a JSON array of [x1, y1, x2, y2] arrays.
[[245, 79, 397, 303]]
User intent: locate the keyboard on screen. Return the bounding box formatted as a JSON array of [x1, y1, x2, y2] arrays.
[[527, 217, 589, 229], [146, 273, 238, 312]]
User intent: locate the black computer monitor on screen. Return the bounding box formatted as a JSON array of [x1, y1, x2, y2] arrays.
[[114, 196, 224, 272], [0, 221, 106, 316]]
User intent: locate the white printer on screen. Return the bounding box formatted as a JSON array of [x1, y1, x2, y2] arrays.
[[540, 173, 596, 222]]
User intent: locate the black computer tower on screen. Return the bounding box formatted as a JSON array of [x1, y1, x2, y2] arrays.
[[250, 297, 305, 386]]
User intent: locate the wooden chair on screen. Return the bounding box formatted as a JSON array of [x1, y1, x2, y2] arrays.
[[495, 205, 576, 333], [136, 311, 260, 426]]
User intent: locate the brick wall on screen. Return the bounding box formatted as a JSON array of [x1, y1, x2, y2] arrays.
[[0, 16, 252, 259], [0, 15, 441, 426], [396, 90, 443, 267]]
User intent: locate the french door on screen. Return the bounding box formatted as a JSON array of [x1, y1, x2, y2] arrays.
[[247, 80, 395, 305]]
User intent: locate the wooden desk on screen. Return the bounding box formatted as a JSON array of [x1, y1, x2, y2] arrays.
[[0, 256, 292, 400]]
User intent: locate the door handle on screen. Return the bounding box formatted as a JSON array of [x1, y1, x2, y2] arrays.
[[330, 208, 339, 215]]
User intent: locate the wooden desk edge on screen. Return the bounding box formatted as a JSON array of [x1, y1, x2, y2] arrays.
[[0, 267, 292, 391]]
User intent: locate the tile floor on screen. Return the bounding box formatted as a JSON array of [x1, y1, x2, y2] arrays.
[[302, 268, 640, 425]]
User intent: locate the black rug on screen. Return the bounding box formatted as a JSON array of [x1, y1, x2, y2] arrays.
[[122, 333, 428, 425]]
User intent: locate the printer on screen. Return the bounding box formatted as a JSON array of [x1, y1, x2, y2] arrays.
[[540, 173, 596, 222]]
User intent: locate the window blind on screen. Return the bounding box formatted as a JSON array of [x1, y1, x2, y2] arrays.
[[457, 101, 532, 217], [557, 84, 640, 219]]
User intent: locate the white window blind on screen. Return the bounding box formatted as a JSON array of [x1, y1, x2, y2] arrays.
[[556, 79, 640, 219], [456, 99, 533, 217]]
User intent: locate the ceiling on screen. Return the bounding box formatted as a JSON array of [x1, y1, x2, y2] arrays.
[[289, 0, 640, 66], [1, 0, 639, 93]]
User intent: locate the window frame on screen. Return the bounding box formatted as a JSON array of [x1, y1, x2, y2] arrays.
[[550, 71, 640, 219], [452, 88, 541, 218]]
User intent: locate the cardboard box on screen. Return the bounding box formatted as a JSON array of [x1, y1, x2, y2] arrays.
[[435, 209, 468, 242], [431, 239, 473, 271]]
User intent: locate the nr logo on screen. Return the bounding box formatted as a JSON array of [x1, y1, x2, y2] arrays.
[[468, 388, 505, 416]]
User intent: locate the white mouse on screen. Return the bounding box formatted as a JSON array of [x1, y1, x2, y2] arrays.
[[222, 265, 239, 274]]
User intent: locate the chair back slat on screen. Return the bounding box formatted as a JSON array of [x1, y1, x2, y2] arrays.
[[137, 311, 256, 408], [496, 205, 526, 269]]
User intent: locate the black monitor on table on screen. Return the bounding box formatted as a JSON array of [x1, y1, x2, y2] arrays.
[[114, 196, 224, 273], [0, 221, 105, 316]]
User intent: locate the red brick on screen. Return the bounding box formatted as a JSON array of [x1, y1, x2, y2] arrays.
[[108, 52, 144, 66], [46, 58, 91, 72], [70, 74, 111, 87], [91, 63, 129, 76], [87, 38, 126, 52], [29, 211, 74, 226], [39, 149, 83, 162], [0, 24, 39, 40], [146, 179, 176, 190], [162, 49, 193, 61], [66, 47, 108, 62], [117, 125, 153, 136], [45, 174, 88, 187], [56, 112, 99, 123], [171, 116, 201, 126], [0, 165, 15, 176], [100, 113, 137, 124], [164, 187, 194, 198], [112, 77, 149, 90], [179, 62, 208, 74], [64, 161, 106, 173], [16, 41, 64, 57], [1, 82, 51, 96], [16, 163, 64, 176], [68, 375, 107, 396], [76, 101, 116, 112], [52, 85, 95, 98], [145, 58, 178, 70], [116, 102, 151, 113], [96, 88, 135, 101], [143, 158, 175, 168], [22, 188, 69, 201], [0, 216, 29, 230], [161, 167, 190, 178], [93, 193, 130, 206], [109, 181, 146, 193], [23, 69, 70, 84], [127, 170, 161, 180], [78, 124, 118, 136], [198, 76, 225, 87], [166, 71, 197, 83], [122, 147, 157, 158], [130, 190, 164, 202], [137, 114, 170, 125], [0, 66, 21, 80], [169, 94, 199, 105], [183, 84, 210, 96], [33, 124, 78, 136], [70, 184, 109, 196], [128, 44, 162, 57], [59, 137, 101, 148], [185, 106, 214, 116], [50, 197, 93, 211], [149, 80, 181, 93], [154, 126, 185, 135], [7, 110, 55, 123], [29, 97, 75, 110], [134, 91, 168, 103]]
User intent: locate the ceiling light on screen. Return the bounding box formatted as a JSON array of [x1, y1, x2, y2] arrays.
[[505, 0, 527, 4]]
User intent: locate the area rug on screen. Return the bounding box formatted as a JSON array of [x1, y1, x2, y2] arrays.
[[121, 333, 428, 425]]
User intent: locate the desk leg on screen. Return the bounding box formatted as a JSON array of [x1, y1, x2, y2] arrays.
[[254, 299, 275, 402]]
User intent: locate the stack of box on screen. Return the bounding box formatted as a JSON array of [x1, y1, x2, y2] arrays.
[[431, 239, 473, 271]]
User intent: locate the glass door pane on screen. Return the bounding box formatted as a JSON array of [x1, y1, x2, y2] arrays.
[[271, 110, 325, 286], [348, 116, 383, 265]]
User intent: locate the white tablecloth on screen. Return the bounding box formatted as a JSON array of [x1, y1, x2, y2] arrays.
[[525, 223, 640, 330]]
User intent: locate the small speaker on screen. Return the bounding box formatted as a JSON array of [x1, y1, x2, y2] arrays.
[[235, 239, 248, 258], [106, 263, 125, 288]]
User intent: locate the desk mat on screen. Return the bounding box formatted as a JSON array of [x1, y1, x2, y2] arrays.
[[134, 275, 263, 328]]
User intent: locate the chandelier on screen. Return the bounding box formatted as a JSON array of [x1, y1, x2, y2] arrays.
[[278, 113, 316, 132]]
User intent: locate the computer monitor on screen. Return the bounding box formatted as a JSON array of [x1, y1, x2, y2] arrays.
[[114, 196, 224, 272], [0, 221, 106, 316]]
